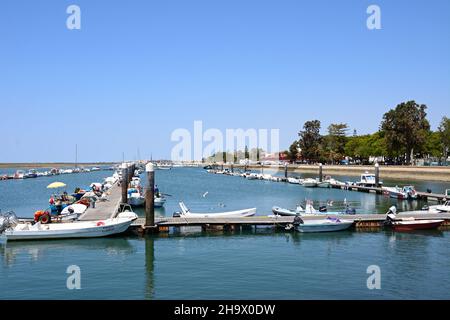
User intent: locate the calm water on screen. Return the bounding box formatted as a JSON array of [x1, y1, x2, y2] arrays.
[[1, 168, 450, 299]]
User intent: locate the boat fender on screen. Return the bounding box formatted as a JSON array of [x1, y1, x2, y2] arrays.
[[97, 221, 105, 226]]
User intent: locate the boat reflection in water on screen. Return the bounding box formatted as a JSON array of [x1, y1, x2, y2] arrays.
[[0, 238, 136, 268]]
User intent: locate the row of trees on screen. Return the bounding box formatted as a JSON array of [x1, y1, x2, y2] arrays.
[[287, 101, 450, 165]]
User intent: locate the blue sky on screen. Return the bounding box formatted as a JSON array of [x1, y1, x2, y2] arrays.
[[1, 0, 449, 162]]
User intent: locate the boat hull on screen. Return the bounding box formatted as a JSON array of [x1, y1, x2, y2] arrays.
[[272, 207, 302, 216], [295, 220, 353, 233], [392, 220, 443, 232], [4, 219, 134, 241], [182, 208, 256, 218]]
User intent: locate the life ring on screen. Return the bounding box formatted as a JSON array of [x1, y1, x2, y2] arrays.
[[39, 213, 51, 224]]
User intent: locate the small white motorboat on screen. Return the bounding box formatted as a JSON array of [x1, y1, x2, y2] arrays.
[[294, 217, 354, 233], [154, 195, 166, 208], [383, 186, 418, 200], [174, 202, 256, 218], [428, 200, 450, 213], [246, 173, 260, 180], [272, 205, 304, 216], [302, 178, 318, 188], [1, 211, 138, 241], [128, 188, 145, 207], [287, 177, 301, 184], [317, 181, 331, 188]]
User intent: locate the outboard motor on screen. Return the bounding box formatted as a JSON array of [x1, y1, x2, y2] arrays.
[[384, 206, 397, 226], [293, 215, 304, 226], [319, 206, 327, 212], [0, 211, 19, 233]]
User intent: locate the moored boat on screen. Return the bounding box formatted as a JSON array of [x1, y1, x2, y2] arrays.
[[383, 185, 418, 200], [272, 205, 304, 216], [302, 178, 318, 188], [13, 170, 25, 179], [293, 217, 354, 233], [428, 200, 450, 213], [1, 211, 138, 241], [384, 206, 443, 231], [174, 202, 256, 218], [356, 172, 382, 187], [317, 180, 331, 188]]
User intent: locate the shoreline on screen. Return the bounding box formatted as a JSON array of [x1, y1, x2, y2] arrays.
[[0, 162, 117, 169], [220, 164, 450, 182]]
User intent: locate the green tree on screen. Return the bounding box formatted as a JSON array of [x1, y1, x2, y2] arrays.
[[424, 131, 443, 159], [298, 120, 322, 163], [288, 141, 299, 162], [438, 116, 450, 159], [380, 101, 430, 164], [323, 123, 349, 163]]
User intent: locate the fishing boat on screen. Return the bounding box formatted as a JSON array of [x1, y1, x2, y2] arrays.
[[383, 186, 418, 200], [356, 172, 382, 187], [174, 202, 256, 218], [302, 178, 318, 187], [384, 206, 443, 231], [1, 211, 138, 241], [294, 217, 354, 233]]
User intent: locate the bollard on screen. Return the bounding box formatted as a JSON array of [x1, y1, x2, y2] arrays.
[[145, 163, 155, 227], [121, 166, 129, 204], [319, 163, 323, 182], [375, 162, 380, 187]]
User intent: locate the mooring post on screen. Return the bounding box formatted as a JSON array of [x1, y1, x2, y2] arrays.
[[261, 163, 264, 175], [375, 162, 380, 187], [121, 164, 129, 204], [231, 163, 234, 173], [319, 163, 323, 182], [284, 163, 288, 179], [145, 162, 155, 227]]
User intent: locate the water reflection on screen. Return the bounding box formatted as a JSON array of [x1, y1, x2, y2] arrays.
[[0, 237, 135, 267], [145, 236, 155, 300]]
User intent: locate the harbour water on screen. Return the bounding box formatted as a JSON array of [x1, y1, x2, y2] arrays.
[[1, 168, 450, 299]]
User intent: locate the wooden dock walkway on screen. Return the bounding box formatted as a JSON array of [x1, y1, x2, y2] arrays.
[[130, 212, 450, 231], [78, 183, 123, 221], [329, 183, 448, 201]]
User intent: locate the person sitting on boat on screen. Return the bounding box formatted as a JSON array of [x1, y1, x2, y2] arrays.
[[55, 200, 63, 215], [49, 196, 55, 205], [154, 185, 160, 198], [293, 214, 304, 226], [61, 192, 69, 202]]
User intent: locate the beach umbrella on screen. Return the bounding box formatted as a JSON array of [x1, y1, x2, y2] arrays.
[[47, 182, 67, 189]]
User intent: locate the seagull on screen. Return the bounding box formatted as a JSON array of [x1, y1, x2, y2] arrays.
[[202, 191, 209, 198]]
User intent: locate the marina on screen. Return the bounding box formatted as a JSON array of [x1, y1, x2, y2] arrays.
[[2, 164, 450, 300]]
